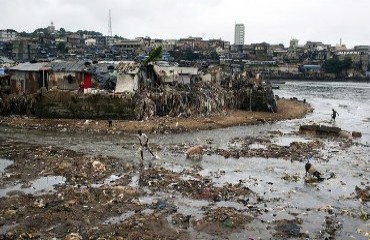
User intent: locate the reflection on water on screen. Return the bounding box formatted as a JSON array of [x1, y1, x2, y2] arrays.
[[0, 159, 13, 173], [0, 176, 65, 197]]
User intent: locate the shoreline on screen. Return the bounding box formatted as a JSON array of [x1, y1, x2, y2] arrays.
[[0, 98, 312, 135], [267, 77, 370, 83]]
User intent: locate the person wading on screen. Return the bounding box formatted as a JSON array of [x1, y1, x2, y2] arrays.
[[331, 109, 339, 122], [137, 130, 155, 167]]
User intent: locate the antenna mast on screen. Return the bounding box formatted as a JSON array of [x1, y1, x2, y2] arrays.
[[108, 9, 113, 45]]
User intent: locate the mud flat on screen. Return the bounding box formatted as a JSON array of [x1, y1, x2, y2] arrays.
[[1, 97, 369, 239]]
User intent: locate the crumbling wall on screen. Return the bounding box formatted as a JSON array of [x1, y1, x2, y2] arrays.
[[34, 90, 136, 119], [0, 83, 277, 120], [0, 92, 38, 115], [134, 83, 276, 119]]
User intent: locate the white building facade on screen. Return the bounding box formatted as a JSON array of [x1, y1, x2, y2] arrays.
[[234, 24, 245, 45]]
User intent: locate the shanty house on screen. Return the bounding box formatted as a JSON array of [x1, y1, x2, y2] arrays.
[[115, 61, 141, 93], [153, 65, 198, 85], [200, 65, 222, 83], [0, 70, 10, 94], [87, 62, 118, 91], [48, 61, 90, 91], [9, 62, 50, 94]]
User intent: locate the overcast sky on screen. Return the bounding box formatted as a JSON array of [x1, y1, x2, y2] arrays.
[[1, 0, 369, 48]]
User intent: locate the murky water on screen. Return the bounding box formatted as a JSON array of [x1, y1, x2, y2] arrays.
[[0, 176, 65, 197], [0, 159, 13, 173], [0, 81, 369, 239], [275, 81, 370, 144]]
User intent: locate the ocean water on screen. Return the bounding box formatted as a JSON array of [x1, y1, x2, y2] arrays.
[[275, 81, 370, 144]]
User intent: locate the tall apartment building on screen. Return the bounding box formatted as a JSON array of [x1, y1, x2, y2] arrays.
[[234, 24, 245, 45]]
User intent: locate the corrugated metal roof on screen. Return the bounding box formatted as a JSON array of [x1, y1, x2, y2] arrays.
[[94, 62, 117, 73], [116, 61, 140, 74], [48, 61, 87, 72], [10, 62, 49, 71]]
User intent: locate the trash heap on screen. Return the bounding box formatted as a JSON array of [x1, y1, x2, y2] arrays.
[[134, 82, 276, 120], [0, 82, 277, 120], [0, 92, 38, 115]]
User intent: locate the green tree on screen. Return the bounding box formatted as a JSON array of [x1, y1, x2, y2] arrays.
[[322, 57, 352, 76], [144, 46, 162, 65], [183, 49, 200, 61], [33, 28, 49, 37], [19, 31, 30, 37], [208, 51, 220, 60], [56, 42, 68, 53], [59, 28, 66, 36]]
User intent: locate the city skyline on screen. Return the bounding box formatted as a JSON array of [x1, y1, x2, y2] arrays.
[[1, 0, 369, 48]]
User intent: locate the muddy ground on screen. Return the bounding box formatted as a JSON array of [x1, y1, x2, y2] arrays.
[[0, 98, 369, 239]]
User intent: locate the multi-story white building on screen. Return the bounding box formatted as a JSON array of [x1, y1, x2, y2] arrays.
[[234, 24, 245, 45], [0, 29, 18, 42]]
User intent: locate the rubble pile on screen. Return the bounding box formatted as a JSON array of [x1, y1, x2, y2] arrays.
[[273, 219, 307, 239], [193, 207, 253, 235], [355, 186, 370, 202], [139, 168, 257, 202], [135, 82, 276, 120], [213, 139, 324, 161]]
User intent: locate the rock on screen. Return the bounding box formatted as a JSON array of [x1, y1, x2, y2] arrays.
[[299, 124, 342, 136], [92, 160, 106, 172], [352, 131, 362, 138], [339, 130, 352, 139], [56, 161, 71, 173], [355, 186, 370, 202]]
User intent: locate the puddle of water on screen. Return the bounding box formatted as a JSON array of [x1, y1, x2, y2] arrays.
[[0, 223, 18, 235], [272, 135, 311, 146], [129, 174, 139, 188], [104, 210, 135, 224], [166, 194, 210, 219], [259, 210, 296, 222], [248, 143, 267, 150], [0, 159, 13, 173], [0, 176, 65, 197], [215, 201, 245, 210], [229, 218, 274, 239], [91, 174, 122, 188]]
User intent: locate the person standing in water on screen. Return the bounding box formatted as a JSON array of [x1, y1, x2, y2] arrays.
[[137, 130, 156, 163], [331, 109, 339, 121]]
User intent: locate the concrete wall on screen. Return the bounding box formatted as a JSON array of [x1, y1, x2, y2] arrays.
[[115, 74, 138, 93]]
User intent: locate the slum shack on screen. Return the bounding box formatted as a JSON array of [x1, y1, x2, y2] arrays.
[[48, 61, 90, 92], [1, 61, 278, 120], [9, 62, 50, 94], [0, 69, 10, 94]]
